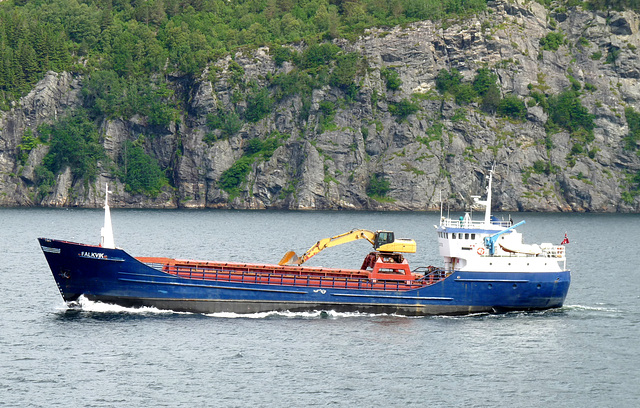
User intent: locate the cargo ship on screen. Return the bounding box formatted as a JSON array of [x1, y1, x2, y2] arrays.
[[39, 170, 570, 316]]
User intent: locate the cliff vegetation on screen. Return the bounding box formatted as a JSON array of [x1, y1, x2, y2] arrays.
[[2, 0, 640, 212]]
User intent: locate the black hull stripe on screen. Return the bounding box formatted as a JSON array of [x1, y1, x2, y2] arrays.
[[118, 277, 309, 294]]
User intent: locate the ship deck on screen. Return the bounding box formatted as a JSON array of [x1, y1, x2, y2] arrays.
[[136, 257, 446, 291]]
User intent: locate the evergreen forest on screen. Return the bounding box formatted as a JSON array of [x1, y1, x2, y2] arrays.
[[1, 0, 637, 110], [1, 0, 640, 202]]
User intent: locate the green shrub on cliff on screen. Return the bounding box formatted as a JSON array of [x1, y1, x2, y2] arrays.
[[435, 67, 503, 111], [34, 165, 56, 199], [218, 132, 285, 196], [330, 52, 360, 99], [436, 68, 463, 95], [473, 68, 498, 96], [621, 169, 640, 204], [298, 43, 341, 70], [623, 107, 640, 150], [82, 72, 178, 127], [271, 46, 295, 67], [39, 109, 104, 182], [120, 141, 168, 197], [381, 68, 402, 91], [497, 95, 527, 120], [454, 83, 476, 105], [586, 0, 640, 12], [219, 156, 254, 195], [546, 90, 594, 135], [245, 87, 274, 123], [206, 109, 243, 139], [17, 129, 39, 165], [318, 100, 337, 132], [366, 173, 391, 200], [389, 99, 420, 121], [539, 32, 565, 51]]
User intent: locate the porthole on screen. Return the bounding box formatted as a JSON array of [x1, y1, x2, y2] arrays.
[[512, 284, 518, 289]]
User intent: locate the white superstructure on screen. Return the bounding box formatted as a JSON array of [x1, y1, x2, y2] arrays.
[[435, 170, 566, 274]]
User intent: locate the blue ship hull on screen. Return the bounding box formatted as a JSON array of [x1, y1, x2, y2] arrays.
[[39, 238, 571, 316]]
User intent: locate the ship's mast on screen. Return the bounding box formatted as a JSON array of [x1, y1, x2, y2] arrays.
[[472, 168, 494, 226], [100, 183, 115, 249], [484, 169, 493, 225]]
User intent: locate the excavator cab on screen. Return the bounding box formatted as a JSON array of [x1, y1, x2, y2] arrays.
[[374, 230, 416, 253], [374, 231, 394, 249]]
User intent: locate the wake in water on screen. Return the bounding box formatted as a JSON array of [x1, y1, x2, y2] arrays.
[[56, 296, 411, 319], [203, 309, 410, 319], [564, 304, 621, 313], [58, 297, 616, 320], [59, 295, 182, 315], [438, 304, 624, 320]]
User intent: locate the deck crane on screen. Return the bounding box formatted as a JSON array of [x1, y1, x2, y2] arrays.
[[278, 229, 416, 266]]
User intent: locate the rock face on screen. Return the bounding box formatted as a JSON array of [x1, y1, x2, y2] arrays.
[[2, 0, 640, 212]]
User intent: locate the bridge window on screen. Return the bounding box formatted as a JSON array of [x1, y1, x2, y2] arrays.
[[465, 233, 469, 239], [471, 234, 475, 239]]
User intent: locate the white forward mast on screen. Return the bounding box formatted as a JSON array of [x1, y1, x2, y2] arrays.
[[100, 183, 115, 249]]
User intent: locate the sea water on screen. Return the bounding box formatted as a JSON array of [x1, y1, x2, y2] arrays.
[[0, 208, 638, 407]]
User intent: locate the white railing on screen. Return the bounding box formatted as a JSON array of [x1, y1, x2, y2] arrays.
[[541, 245, 565, 259], [440, 218, 511, 229]]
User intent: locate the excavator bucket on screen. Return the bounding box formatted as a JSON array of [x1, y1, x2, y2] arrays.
[[278, 251, 301, 266]]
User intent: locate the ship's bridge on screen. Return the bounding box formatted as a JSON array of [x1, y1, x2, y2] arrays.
[[436, 213, 514, 259], [433, 168, 567, 274], [435, 213, 566, 273]]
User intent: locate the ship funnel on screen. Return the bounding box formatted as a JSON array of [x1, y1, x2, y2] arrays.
[[100, 183, 115, 249]]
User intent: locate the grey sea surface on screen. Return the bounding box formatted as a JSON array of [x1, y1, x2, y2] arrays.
[[1, 208, 638, 407]]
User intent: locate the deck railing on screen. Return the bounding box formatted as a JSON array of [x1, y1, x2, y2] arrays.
[[412, 266, 449, 283], [541, 245, 565, 259], [142, 262, 447, 291], [440, 218, 511, 229]]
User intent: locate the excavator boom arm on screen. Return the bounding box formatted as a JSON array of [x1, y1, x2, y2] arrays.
[[277, 229, 417, 266], [299, 229, 376, 264]]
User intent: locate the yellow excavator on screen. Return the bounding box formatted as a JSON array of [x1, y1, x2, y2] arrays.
[[278, 229, 416, 266]]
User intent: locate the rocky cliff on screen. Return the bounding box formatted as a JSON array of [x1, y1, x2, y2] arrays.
[[2, 0, 640, 212]]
